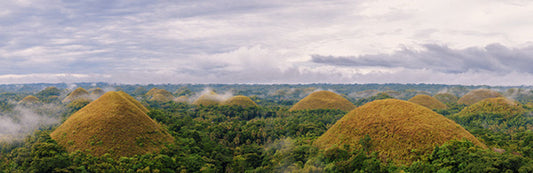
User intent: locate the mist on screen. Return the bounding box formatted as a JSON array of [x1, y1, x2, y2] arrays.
[[0, 104, 63, 143]]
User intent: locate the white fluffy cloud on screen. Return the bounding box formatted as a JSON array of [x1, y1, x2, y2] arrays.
[[0, 0, 533, 85]]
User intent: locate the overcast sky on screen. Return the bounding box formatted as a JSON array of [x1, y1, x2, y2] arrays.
[[1, 0, 533, 85]]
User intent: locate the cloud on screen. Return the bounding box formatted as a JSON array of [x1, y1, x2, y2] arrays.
[[311, 44, 533, 74]]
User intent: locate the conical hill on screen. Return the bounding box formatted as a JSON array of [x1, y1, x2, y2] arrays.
[[456, 97, 525, 119], [62, 87, 89, 103], [89, 88, 105, 97], [223, 95, 258, 108], [289, 90, 356, 111], [314, 99, 485, 164], [434, 93, 458, 105], [457, 89, 502, 105], [408, 94, 447, 109], [18, 95, 40, 105], [146, 88, 175, 102], [193, 91, 221, 106], [51, 91, 174, 157]]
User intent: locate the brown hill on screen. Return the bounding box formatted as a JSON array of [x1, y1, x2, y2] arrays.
[[314, 99, 485, 165], [175, 96, 189, 103], [223, 95, 258, 108], [18, 95, 40, 105], [193, 91, 221, 106], [146, 88, 175, 102], [408, 94, 447, 109], [456, 97, 525, 119], [457, 89, 502, 105], [289, 90, 356, 111], [434, 93, 459, 105], [89, 88, 105, 97], [51, 91, 173, 157], [62, 87, 89, 103]]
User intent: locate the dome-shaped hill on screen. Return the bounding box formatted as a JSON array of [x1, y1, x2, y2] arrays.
[[434, 93, 458, 105], [175, 96, 189, 103], [146, 88, 175, 102], [289, 90, 356, 112], [223, 95, 258, 108], [51, 91, 174, 158], [457, 89, 502, 105], [18, 95, 40, 105], [89, 88, 105, 97], [408, 94, 447, 109], [314, 99, 485, 165], [456, 97, 524, 119], [193, 92, 221, 106], [62, 87, 89, 103]]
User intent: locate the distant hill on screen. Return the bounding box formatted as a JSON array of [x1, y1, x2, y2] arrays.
[[457, 89, 502, 105], [18, 95, 40, 105], [289, 90, 356, 111], [193, 91, 221, 106], [223, 95, 258, 108], [51, 91, 174, 157], [314, 99, 485, 165], [62, 87, 89, 103], [434, 93, 458, 105], [146, 88, 175, 102], [408, 94, 447, 109]]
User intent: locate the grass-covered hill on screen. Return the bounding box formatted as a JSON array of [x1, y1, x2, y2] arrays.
[[289, 90, 356, 111], [88, 88, 105, 97], [146, 88, 175, 102], [453, 97, 528, 133], [193, 91, 221, 106], [457, 89, 503, 105], [408, 94, 447, 109], [223, 95, 258, 108], [18, 95, 40, 105], [50, 91, 174, 158], [434, 93, 459, 105], [62, 87, 89, 103], [314, 99, 485, 164]]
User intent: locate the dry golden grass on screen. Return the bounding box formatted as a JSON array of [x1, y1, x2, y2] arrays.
[[222, 95, 258, 108], [408, 94, 447, 109], [146, 88, 175, 102], [457, 89, 502, 105], [62, 87, 89, 103], [314, 99, 485, 165], [51, 91, 174, 158], [193, 92, 221, 106], [18, 95, 40, 105], [456, 97, 525, 119], [289, 90, 356, 111]]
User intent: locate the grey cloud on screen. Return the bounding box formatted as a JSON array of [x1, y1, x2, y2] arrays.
[[311, 43, 533, 74]]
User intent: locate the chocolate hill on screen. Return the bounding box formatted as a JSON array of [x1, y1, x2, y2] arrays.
[[193, 91, 221, 106], [146, 88, 175, 102], [457, 89, 502, 105], [51, 91, 173, 157], [456, 97, 525, 119], [408, 94, 447, 109], [289, 90, 356, 111], [223, 95, 258, 108], [62, 87, 89, 103], [18, 95, 40, 105], [89, 88, 105, 97], [434, 93, 459, 105], [314, 99, 485, 164]]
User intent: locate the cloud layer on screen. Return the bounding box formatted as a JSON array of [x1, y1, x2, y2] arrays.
[[1, 0, 533, 85]]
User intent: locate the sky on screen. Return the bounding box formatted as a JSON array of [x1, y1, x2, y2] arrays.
[[1, 0, 533, 85]]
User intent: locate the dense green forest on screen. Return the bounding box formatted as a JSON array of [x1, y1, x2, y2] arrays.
[[1, 83, 533, 172]]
